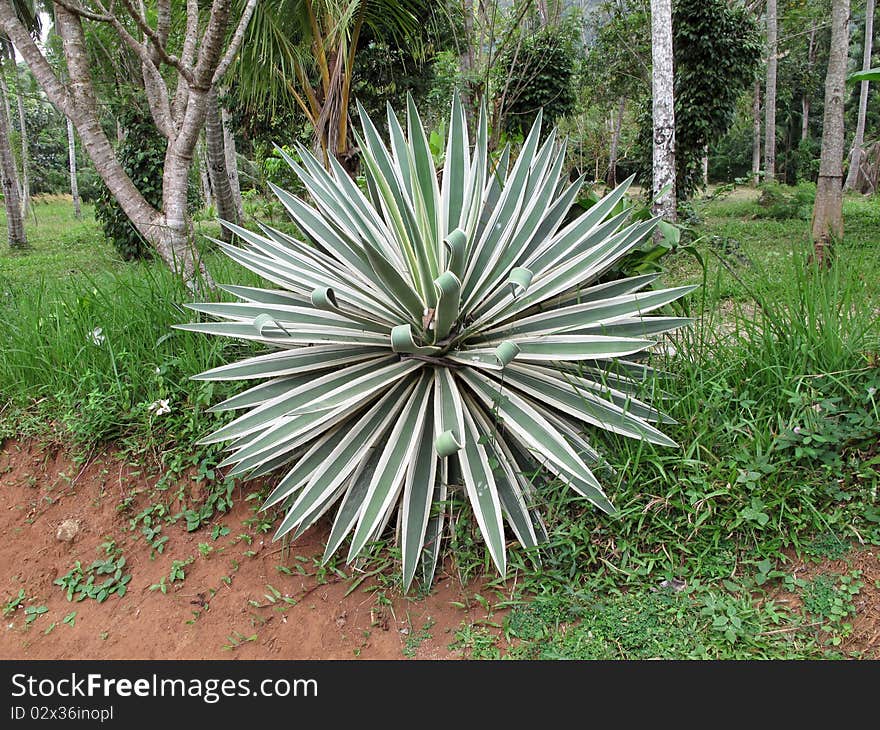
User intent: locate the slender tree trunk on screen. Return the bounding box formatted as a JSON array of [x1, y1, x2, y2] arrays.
[[198, 136, 213, 210], [14, 65, 28, 217], [0, 61, 13, 140], [0, 59, 20, 209], [66, 116, 81, 220], [221, 103, 244, 219], [801, 24, 817, 143], [607, 97, 625, 187], [801, 96, 811, 142], [205, 86, 238, 240], [844, 0, 874, 190], [764, 0, 778, 182], [811, 0, 850, 265], [752, 80, 762, 185], [702, 145, 709, 188], [0, 78, 26, 248], [651, 0, 676, 222]]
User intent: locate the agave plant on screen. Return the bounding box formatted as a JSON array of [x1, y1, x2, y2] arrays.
[[178, 94, 693, 590]]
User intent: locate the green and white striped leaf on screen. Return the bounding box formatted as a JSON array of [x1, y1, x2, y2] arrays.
[[347, 373, 434, 560], [459, 396, 507, 575], [400, 397, 439, 589], [273, 378, 416, 539], [181, 94, 691, 590], [434, 367, 465, 457]]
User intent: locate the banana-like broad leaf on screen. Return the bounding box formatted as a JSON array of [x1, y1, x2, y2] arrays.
[[183, 92, 692, 590]]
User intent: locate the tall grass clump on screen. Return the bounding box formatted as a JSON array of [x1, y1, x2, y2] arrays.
[[0, 256, 261, 448], [489, 247, 880, 589]]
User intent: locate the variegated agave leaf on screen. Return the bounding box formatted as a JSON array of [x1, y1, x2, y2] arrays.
[[179, 93, 694, 590]]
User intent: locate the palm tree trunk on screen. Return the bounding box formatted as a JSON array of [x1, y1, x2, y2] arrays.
[[811, 0, 850, 265], [0, 60, 12, 139], [66, 116, 81, 220], [844, 0, 874, 190], [764, 0, 778, 182], [607, 97, 624, 188], [651, 0, 676, 222], [14, 64, 29, 217], [0, 58, 21, 208], [205, 85, 238, 240], [801, 23, 817, 143], [752, 80, 761, 186], [0, 70, 26, 248], [198, 135, 213, 209], [221, 103, 244, 219]]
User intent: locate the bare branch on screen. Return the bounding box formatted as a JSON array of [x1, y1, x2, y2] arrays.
[[172, 0, 200, 122], [180, 0, 199, 69], [192, 0, 234, 90], [143, 0, 171, 66], [212, 0, 258, 85], [117, 0, 193, 83], [141, 58, 175, 138], [156, 0, 171, 46], [53, 0, 113, 23]]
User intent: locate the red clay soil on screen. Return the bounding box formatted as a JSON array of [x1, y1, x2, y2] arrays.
[[0, 440, 499, 660], [3, 439, 878, 660], [767, 547, 880, 658]]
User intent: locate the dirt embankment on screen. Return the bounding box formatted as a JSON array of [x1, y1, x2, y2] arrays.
[[3, 439, 878, 660], [0, 440, 497, 660]]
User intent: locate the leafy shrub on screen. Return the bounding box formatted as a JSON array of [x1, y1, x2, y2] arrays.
[[775, 371, 880, 484], [94, 107, 164, 261], [755, 181, 815, 220], [495, 23, 578, 137], [181, 94, 692, 589]]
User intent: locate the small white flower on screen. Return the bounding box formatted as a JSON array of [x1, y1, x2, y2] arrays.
[[868, 387, 877, 397], [148, 398, 171, 416], [155, 367, 162, 375], [88, 327, 105, 346], [793, 425, 802, 434]]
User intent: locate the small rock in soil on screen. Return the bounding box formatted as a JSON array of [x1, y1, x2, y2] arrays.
[[55, 519, 80, 542]]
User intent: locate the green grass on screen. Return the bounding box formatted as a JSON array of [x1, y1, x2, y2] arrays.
[[0, 197, 263, 461], [663, 185, 880, 307], [0, 197, 122, 288], [501, 585, 830, 659], [2, 190, 879, 660]]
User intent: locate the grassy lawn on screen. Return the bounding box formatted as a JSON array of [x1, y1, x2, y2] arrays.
[[0, 197, 121, 288], [1, 189, 879, 659], [663, 186, 880, 306]]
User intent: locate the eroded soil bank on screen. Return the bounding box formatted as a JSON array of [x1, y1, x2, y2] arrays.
[[2, 439, 878, 660], [0, 440, 497, 660]]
